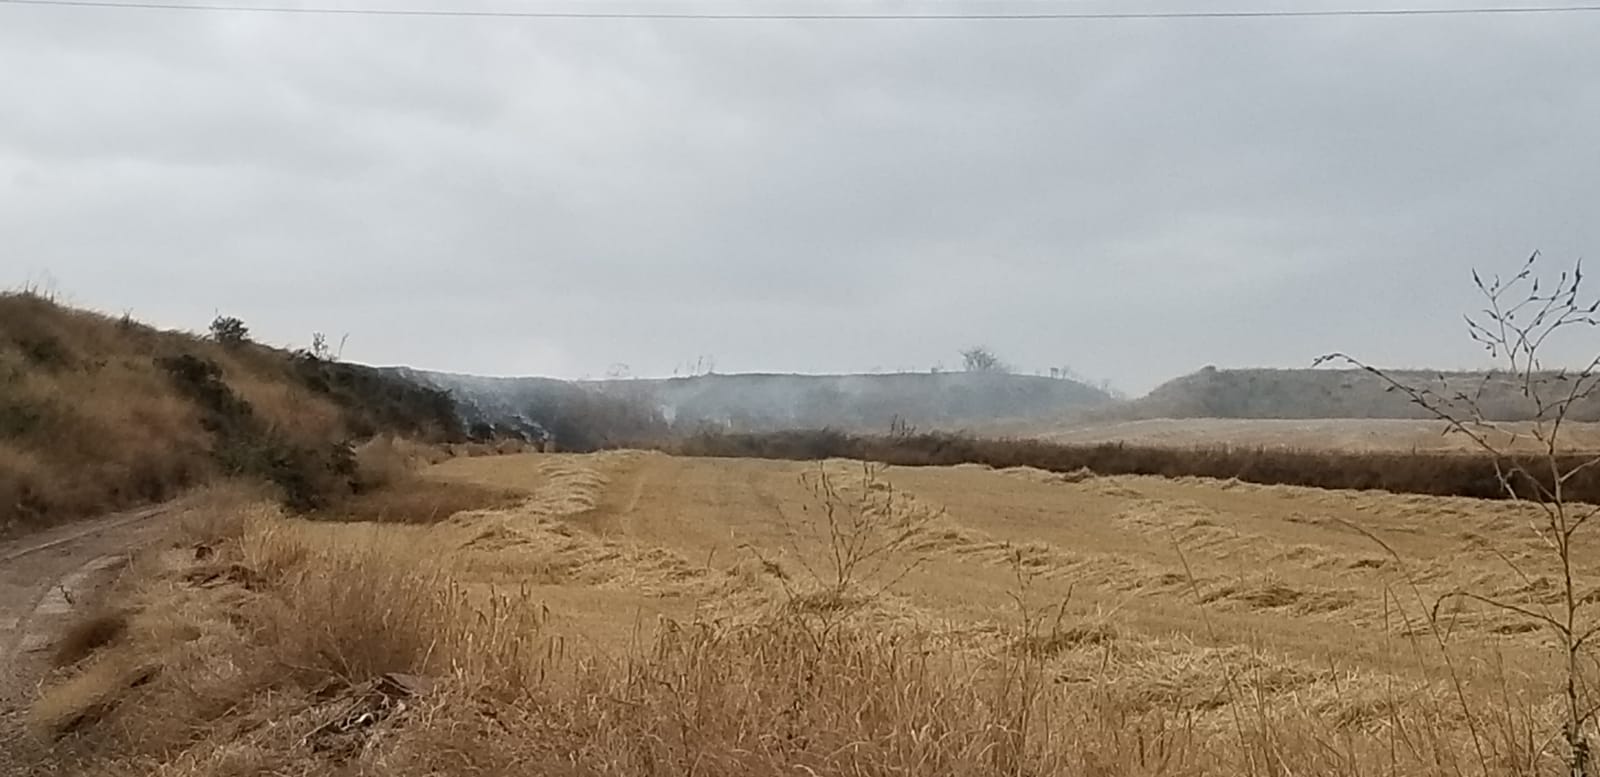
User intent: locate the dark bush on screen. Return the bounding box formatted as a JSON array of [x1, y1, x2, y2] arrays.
[[158, 354, 254, 433], [0, 395, 54, 439], [17, 334, 70, 368], [290, 360, 462, 443], [208, 316, 250, 346], [671, 429, 1600, 504], [157, 352, 357, 511]]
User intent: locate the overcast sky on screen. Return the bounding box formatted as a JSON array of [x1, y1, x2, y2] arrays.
[[3, 0, 1598, 393]]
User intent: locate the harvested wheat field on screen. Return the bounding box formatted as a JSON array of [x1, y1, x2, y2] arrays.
[[24, 451, 1599, 776]]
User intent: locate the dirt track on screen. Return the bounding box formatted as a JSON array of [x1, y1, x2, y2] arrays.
[[0, 509, 168, 775]]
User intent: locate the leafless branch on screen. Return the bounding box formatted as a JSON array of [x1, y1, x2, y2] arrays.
[[1327, 253, 1600, 775]]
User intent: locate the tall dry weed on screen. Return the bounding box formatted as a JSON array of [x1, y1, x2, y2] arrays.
[[1321, 253, 1600, 775]]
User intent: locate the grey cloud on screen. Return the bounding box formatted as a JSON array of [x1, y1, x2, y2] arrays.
[[2, 3, 1598, 391]]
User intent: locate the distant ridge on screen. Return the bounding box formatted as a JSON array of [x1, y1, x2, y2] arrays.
[[398, 369, 1115, 443], [603, 371, 1113, 428], [1120, 367, 1600, 422], [391, 364, 1600, 450]]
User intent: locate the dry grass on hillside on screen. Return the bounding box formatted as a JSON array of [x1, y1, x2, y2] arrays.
[[0, 292, 329, 529], [0, 292, 460, 532], [23, 454, 1582, 777]]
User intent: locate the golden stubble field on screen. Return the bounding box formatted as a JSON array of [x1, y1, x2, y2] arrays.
[[29, 449, 1600, 776], [431, 450, 1575, 680], [429, 451, 1589, 768]]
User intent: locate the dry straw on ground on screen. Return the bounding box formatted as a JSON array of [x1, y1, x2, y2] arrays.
[[18, 452, 1577, 777]]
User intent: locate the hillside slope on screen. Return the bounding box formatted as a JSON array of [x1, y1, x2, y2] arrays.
[[1121, 366, 1600, 422], [0, 293, 462, 532]]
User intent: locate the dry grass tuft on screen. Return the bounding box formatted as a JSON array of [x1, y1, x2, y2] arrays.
[[1000, 465, 1097, 484], [29, 657, 161, 739], [348, 434, 456, 492], [1011, 620, 1117, 657], [170, 482, 277, 545], [352, 434, 413, 490], [315, 476, 525, 524], [1198, 577, 1360, 615], [51, 611, 130, 668]]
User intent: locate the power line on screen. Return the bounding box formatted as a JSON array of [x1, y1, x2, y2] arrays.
[[2, 0, 1600, 20]]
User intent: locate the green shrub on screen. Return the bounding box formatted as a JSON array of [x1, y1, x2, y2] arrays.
[[207, 315, 250, 346]]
